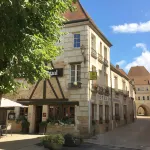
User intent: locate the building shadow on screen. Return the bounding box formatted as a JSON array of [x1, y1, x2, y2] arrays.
[[0, 135, 41, 150]]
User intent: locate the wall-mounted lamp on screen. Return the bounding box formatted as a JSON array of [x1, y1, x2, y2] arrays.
[[80, 45, 86, 63]]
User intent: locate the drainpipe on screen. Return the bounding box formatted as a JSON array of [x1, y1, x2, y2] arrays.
[[110, 70, 114, 130], [88, 26, 91, 135]]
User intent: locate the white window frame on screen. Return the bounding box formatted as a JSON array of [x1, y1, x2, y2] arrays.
[[73, 33, 80, 48], [70, 64, 81, 83]]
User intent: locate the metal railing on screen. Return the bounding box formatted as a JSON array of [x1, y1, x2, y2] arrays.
[[104, 58, 108, 67], [91, 48, 97, 59], [98, 53, 103, 63]]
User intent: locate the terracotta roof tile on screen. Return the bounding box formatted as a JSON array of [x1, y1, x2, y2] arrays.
[[128, 66, 149, 77], [64, 1, 88, 21], [128, 66, 150, 85]]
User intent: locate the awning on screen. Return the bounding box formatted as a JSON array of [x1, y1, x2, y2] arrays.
[[0, 98, 28, 108], [17, 99, 79, 106]]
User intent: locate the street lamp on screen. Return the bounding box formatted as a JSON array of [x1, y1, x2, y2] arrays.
[[80, 45, 86, 63]]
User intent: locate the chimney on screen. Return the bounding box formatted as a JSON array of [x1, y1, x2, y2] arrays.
[[116, 64, 119, 69]]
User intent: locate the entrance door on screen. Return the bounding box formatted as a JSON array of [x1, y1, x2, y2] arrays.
[[0, 109, 7, 125], [35, 106, 42, 133]]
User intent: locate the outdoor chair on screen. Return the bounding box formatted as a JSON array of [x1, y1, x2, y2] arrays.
[[2, 123, 12, 136]]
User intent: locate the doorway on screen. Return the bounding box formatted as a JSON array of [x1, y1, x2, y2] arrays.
[[35, 106, 43, 133], [0, 109, 7, 125]]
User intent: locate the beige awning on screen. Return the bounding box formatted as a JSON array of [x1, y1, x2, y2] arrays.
[[0, 98, 28, 108]]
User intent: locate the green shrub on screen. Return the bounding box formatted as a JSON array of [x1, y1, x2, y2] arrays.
[[41, 134, 65, 145]]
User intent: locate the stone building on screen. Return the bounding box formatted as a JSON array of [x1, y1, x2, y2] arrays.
[[1, 1, 135, 137], [128, 66, 150, 116], [111, 64, 136, 128]]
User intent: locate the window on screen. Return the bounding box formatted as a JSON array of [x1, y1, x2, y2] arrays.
[[91, 34, 96, 50], [105, 105, 109, 120], [104, 46, 107, 60], [99, 105, 103, 122], [71, 64, 81, 83], [74, 34, 80, 48], [143, 96, 145, 100], [49, 105, 75, 120], [114, 76, 118, 89], [138, 97, 140, 100], [20, 108, 28, 117], [99, 42, 102, 54], [105, 73, 108, 86], [122, 81, 126, 91], [147, 96, 149, 100], [138, 88, 140, 91], [146, 87, 149, 91], [115, 103, 119, 116]]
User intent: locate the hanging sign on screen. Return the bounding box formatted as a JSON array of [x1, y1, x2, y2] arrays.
[[48, 68, 63, 77], [89, 71, 97, 80]]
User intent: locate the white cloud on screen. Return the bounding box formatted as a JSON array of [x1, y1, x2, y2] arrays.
[[125, 43, 150, 72], [135, 43, 147, 51], [111, 21, 150, 33], [116, 60, 126, 67]]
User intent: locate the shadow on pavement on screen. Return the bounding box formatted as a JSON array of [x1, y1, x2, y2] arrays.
[[0, 136, 41, 150]]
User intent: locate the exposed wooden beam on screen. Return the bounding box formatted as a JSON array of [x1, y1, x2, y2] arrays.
[[29, 80, 40, 99], [47, 79, 59, 99], [43, 80, 46, 99], [50, 61, 65, 99]]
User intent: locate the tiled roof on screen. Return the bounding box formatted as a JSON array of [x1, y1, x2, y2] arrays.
[[128, 66, 150, 85], [118, 69, 130, 80], [64, 1, 88, 21], [63, 1, 112, 47], [128, 66, 149, 77]]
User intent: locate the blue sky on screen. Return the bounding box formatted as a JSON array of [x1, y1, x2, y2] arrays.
[[80, 0, 150, 73]]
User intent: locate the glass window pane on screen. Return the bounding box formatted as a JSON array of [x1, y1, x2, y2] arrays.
[[71, 77, 75, 82], [77, 43, 80, 47], [71, 65, 75, 70], [71, 70, 75, 76]]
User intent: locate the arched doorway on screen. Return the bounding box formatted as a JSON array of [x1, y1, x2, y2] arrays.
[[137, 105, 149, 116]]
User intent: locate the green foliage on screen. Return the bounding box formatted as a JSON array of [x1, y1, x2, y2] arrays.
[[41, 134, 65, 145], [0, 0, 76, 94], [16, 116, 30, 132]]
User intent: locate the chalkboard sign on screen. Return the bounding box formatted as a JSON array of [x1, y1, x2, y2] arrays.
[[8, 112, 15, 120]]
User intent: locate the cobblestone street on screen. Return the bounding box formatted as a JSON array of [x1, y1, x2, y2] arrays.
[[87, 116, 150, 150]]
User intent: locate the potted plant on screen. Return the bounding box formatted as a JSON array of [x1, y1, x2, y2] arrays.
[[39, 121, 47, 135], [41, 134, 64, 150], [16, 116, 30, 134]]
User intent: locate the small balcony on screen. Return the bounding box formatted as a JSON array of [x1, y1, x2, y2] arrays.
[[68, 82, 82, 89], [123, 90, 129, 96], [98, 53, 103, 63], [104, 58, 109, 67], [91, 48, 97, 59]]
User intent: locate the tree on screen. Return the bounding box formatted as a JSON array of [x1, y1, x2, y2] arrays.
[[0, 0, 76, 97]]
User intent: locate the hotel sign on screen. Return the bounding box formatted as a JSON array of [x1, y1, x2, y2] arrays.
[[89, 71, 97, 80], [48, 68, 63, 77]]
